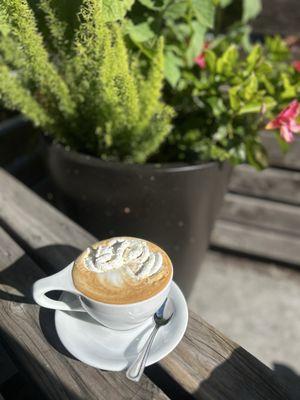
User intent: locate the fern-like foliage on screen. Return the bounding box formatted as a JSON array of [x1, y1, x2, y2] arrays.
[[0, 0, 173, 163]]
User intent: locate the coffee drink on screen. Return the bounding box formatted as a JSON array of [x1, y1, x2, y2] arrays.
[[72, 237, 173, 304]]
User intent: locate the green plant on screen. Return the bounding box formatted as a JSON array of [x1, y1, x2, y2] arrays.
[[0, 0, 173, 163], [125, 0, 300, 167], [155, 35, 300, 168], [0, 0, 298, 169], [126, 0, 262, 87]]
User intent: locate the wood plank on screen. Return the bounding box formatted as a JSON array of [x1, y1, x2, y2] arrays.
[[0, 169, 94, 271], [229, 165, 300, 206], [0, 168, 288, 399], [0, 227, 169, 400], [262, 132, 300, 170], [212, 220, 300, 265], [160, 311, 288, 400], [252, 0, 300, 35], [0, 341, 17, 385], [220, 193, 300, 236]]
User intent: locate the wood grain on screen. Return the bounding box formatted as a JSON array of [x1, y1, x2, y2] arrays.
[[0, 168, 94, 271], [160, 312, 288, 399], [252, 0, 300, 35], [212, 220, 300, 265], [220, 193, 300, 236], [229, 165, 300, 206], [0, 168, 288, 399], [0, 227, 169, 400]]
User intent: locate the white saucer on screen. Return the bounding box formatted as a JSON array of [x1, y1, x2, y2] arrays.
[[55, 282, 188, 371]]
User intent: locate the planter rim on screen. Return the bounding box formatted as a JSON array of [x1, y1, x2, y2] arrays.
[[0, 115, 29, 135], [49, 141, 223, 173]]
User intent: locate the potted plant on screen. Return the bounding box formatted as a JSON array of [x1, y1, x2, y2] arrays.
[[0, 0, 299, 296]]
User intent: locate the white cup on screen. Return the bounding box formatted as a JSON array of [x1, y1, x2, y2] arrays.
[[33, 262, 173, 330]]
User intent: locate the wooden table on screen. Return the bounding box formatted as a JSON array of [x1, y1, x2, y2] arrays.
[[0, 168, 289, 400]]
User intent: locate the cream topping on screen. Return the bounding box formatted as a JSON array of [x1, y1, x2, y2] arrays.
[[83, 238, 163, 280]]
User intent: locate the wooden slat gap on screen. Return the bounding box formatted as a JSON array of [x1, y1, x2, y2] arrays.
[[228, 190, 300, 208], [209, 244, 300, 272]]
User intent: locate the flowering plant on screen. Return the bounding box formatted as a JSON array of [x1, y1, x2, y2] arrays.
[[0, 0, 299, 169], [156, 35, 300, 168], [266, 100, 300, 143], [127, 1, 300, 168]]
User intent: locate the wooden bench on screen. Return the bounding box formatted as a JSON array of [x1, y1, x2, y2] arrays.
[[0, 168, 289, 399], [212, 133, 300, 266]]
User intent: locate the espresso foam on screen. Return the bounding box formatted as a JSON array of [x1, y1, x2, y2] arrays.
[[72, 237, 173, 304]]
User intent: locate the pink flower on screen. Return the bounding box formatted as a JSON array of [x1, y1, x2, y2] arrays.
[[292, 60, 300, 72], [265, 99, 300, 143], [194, 42, 209, 69], [194, 53, 206, 69]]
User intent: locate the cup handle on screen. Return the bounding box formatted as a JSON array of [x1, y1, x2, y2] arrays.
[[32, 263, 84, 311]]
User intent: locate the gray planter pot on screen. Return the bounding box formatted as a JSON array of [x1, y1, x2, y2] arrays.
[[47, 143, 232, 297]]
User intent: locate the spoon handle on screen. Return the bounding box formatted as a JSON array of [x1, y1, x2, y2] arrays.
[[126, 324, 159, 382]]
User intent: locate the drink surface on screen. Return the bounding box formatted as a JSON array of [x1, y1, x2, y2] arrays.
[[72, 237, 173, 304]]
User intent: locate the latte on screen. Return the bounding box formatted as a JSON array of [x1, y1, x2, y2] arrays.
[[72, 237, 173, 304]]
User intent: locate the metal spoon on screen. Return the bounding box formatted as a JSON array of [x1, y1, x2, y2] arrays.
[[126, 298, 174, 382]]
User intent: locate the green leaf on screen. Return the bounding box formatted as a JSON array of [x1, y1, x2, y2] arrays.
[[186, 21, 206, 66], [103, 0, 134, 21], [265, 35, 290, 60], [138, 0, 162, 10], [229, 86, 240, 111], [260, 75, 275, 95], [165, 1, 188, 19], [191, 0, 215, 28], [243, 74, 258, 101], [212, 125, 227, 141], [242, 0, 262, 22], [238, 102, 263, 114], [246, 44, 262, 70], [219, 0, 233, 7], [207, 97, 225, 117], [164, 50, 181, 87], [256, 61, 272, 75], [238, 96, 276, 115], [204, 49, 216, 71], [280, 72, 297, 99], [263, 96, 277, 110], [245, 140, 268, 170], [216, 45, 238, 76], [126, 21, 155, 42]]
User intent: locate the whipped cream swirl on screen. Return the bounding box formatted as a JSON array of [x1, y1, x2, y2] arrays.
[[83, 238, 163, 279]]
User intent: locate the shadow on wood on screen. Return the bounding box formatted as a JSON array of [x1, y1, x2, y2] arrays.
[[0, 244, 82, 304], [194, 347, 290, 400], [0, 327, 84, 400], [39, 308, 76, 361], [272, 363, 300, 400], [0, 243, 85, 361], [0, 252, 39, 304]]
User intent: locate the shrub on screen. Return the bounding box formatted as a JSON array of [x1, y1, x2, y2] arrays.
[[157, 35, 300, 168], [0, 0, 299, 168], [0, 0, 174, 163], [126, 0, 300, 168]]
